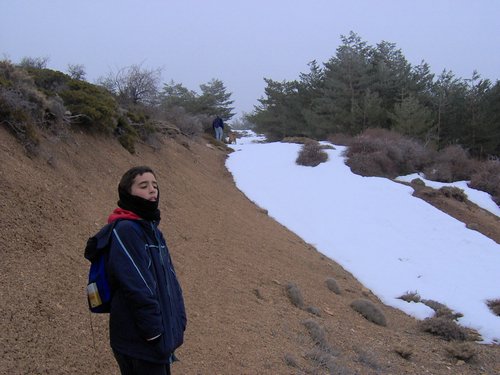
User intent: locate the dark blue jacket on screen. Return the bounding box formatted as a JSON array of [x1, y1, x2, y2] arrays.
[[107, 219, 186, 364], [212, 116, 224, 129]]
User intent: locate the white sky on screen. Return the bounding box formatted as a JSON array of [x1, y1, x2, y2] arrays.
[[1, 1, 499, 117], [226, 131, 500, 344]]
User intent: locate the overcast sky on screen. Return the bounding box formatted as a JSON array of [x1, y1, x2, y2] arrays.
[[2, 0, 499, 117]]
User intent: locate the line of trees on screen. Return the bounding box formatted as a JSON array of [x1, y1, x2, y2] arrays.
[[248, 32, 500, 158]]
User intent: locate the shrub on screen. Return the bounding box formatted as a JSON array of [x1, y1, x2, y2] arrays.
[[283, 353, 299, 368], [327, 133, 353, 146], [305, 306, 321, 316], [394, 345, 413, 360], [343, 128, 430, 178], [439, 186, 467, 202], [419, 317, 468, 341], [296, 141, 328, 167], [115, 116, 139, 154], [469, 159, 500, 206], [302, 319, 333, 353], [305, 348, 337, 373], [285, 282, 304, 308], [423, 145, 474, 182], [60, 80, 118, 132], [325, 277, 341, 295], [421, 299, 463, 320], [350, 299, 387, 326], [398, 291, 421, 303], [445, 342, 476, 362], [486, 299, 500, 316], [282, 136, 313, 144]]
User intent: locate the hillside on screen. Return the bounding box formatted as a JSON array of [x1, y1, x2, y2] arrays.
[[1, 126, 499, 375]]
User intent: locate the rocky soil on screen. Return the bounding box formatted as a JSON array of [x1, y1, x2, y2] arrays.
[[1, 126, 499, 374]]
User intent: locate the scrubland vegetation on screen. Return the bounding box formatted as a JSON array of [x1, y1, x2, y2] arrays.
[[0, 58, 236, 155]]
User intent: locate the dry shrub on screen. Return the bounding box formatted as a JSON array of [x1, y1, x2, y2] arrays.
[[350, 299, 387, 326], [469, 159, 500, 205], [355, 348, 381, 371], [305, 306, 321, 316], [419, 317, 468, 341], [327, 132, 353, 146], [305, 348, 337, 373], [343, 128, 430, 178], [445, 342, 477, 362], [421, 299, 463, 320], [283, 353, 299, 368], [285, 282, 304, 308], [296, 141, 329, 167], [486, 299, 500, 316], [394, 345, 413, 360], [439, 186, 467, 201], [423, 145, 474, 182], [302, 319, 334, 354], [398, 291, 421, 303], [325, 277, 342, 295], [282, 136, 313, 144]]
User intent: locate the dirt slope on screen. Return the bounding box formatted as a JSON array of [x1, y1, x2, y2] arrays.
[[1, 126, 499, 375]]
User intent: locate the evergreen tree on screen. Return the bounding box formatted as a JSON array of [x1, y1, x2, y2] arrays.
[[198, 78, 235, 120], [317, 31, 373, 134], [390, 94, 434, 140]]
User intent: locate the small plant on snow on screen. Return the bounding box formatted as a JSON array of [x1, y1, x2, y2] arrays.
[[398, 291, 421, 303], [296, 141, 328, 167], [487, 299, 500, 316]]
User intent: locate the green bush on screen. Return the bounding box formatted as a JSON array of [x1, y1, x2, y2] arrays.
[[60, 80, 118, 132], [116, 116, 139, 154]]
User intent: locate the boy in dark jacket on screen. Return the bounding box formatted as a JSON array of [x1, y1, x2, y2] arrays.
[[106, 166, 186, 375]]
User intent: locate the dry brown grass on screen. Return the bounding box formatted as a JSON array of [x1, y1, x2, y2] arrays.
[[445, 342, 477, 362]]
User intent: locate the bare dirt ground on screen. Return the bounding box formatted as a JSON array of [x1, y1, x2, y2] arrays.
[[1, 126, 499, 375]]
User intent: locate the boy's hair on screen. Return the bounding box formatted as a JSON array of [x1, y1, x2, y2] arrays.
[[119, 166, 156, 193]]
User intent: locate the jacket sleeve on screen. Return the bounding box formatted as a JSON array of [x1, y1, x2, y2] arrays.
[[108, 221, 163, 340]]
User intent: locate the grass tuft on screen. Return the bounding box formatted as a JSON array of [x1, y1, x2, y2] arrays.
[[325, 277, 342, 295], [445, 342, 477, 362], [285, 282, 304, 308], [350, 299, 387, 326]]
